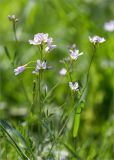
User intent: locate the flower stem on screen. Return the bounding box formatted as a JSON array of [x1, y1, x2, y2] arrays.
[[80, 45, 96, 101], [38, 72, 41, 113], [13, 22, 18, 42], [64, 61, 72, 81], [71, 90, 75, 107]]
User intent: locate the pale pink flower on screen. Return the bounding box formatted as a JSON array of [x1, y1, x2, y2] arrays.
[[69, 49, 83, 61], [89, 35, 106, 45], [45, 38, 56, 52], [69, 82, 79, 91], [33, 60, 47, 74], [29, 33, 49, 45]]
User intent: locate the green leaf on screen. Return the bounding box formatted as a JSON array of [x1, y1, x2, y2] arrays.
[[63, 143, 80, 159], [0, 120, 30, 160]]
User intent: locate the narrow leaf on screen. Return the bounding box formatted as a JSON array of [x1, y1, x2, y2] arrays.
[[0, 120, 30, 160], [4, 46, 11, 60]]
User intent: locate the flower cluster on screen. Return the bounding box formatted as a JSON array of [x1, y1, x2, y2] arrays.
[[14, 33, 106, 97], [14, 33, 56, 75], [29, 33, 48, 45], [29, 33, 56, 53], [59, 44, 83, 93], [89, 35, 106, 45]]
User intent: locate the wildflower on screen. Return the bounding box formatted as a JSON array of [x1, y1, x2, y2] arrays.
[[69, 49, 83, 61], [8, 15, 18, 22], [104, 20, 114, 32], [14, 65, 26, 75], [59, 68, 67, 76], [45, 38, 56, 52], [33, 60, 47, 74], [89, 35, 106, 45], [69, 82, 79, 91], [29, 33, 49, 45]]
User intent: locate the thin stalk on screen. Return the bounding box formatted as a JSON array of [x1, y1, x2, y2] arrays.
[[29, 80, 36, 113], [43, 81, 60, 104], [39, 45, 43, 61], [80, 45, 96, 101], [38, 72, 42, 113], [71, 90, 75, 107], [26, 61, 36, 65], [12, 21, 31, 107], [64, 61, 72, 81], [13, 22, 18, 42]]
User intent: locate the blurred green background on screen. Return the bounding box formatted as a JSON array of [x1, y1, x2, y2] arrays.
[[0, 0, 114, 159]]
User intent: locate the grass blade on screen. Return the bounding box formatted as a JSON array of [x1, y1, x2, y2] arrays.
[[0, 120, 30, 160]]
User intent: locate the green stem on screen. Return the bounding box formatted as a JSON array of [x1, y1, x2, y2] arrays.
[[71, 90, 75, 107], [80, 45, 96, 101], [26, 61, 36, 65], [29, 80, 36, 113], [39, 45, 43, 61], [13, 22, 17, 42], [48, 46, 96, 156], [38, 72, 41, 113], [64, 61, 72, 81]]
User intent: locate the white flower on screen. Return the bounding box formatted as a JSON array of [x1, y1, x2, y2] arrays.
[[104, 20, 114, 32], [69, 82, 79, 91], [59, 68, 67, 76], [89, 35, 106, 45], [45, 38, 56, 52], [69, 49, 83, 60], [29, 33, 49, 45], [33, 60, 47, 74], [14, 66, 26, 75]]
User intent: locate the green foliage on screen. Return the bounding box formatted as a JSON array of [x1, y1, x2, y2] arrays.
[[0, 120, 32, 160], [0, 0, 114, 159]]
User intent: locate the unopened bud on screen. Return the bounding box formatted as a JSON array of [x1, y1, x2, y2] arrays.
[[8, 15, 18, 23]]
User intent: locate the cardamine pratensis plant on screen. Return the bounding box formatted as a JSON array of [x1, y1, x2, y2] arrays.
[[14, 33, 56, 114], [3, 14, 106, 160]]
